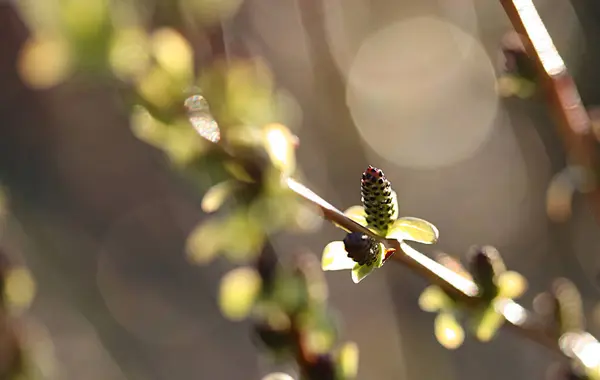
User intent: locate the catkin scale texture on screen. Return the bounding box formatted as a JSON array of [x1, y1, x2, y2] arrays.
[[361, 166, 395, 233]]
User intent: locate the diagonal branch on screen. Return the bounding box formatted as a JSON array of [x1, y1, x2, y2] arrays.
[[286, 177, 592, 358]]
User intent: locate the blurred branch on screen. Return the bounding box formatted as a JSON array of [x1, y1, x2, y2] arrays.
[[499, 0, 600, 223]]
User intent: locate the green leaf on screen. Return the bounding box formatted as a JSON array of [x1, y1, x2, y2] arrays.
[[497, 271, 527, 299], [387, 217, 439, 244], [185, 219, 225, 264], [271, 274, 309, 314], [418, 286, 449, 312], [351, 263, 375, 284], [434, 312, 464, 349], [218, 267, 262, 321], [337, 341, 359, 379], [221, 211, 265, 262], [201, 181, 234, 213], [471, 305, 505, 342], [322, 241, 355, 271]]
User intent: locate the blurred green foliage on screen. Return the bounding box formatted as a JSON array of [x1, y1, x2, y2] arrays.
[[418, 248, 527, 349]]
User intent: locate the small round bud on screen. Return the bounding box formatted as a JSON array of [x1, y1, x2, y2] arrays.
[[343, 233, 379, 266]]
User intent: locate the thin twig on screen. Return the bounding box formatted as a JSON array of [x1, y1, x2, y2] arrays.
[[286, 177, 576, 355]]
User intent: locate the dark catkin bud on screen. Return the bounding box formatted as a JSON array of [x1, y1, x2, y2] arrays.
[[252, 323, 295, 354], [361, 166, 395, 233], [343, 232, 379, 266], [467, 246, 505, 301], [303, 354, 337, 380], [256, 247, 279, 292]]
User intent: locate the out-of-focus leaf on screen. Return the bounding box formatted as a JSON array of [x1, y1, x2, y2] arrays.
[[471, 306, 505, 342], [136, 66, 179, 111], [201, 181, 234, 213], [185, 219, 224, 264], [297, 308, 338, 352], [387, 217, 439, 244], [151, 27, 193, 81], [271, 275, 308, 314], [130, 106, 169, 148], [109, 27, 150, 81], [248, 188, 300, 233], [164, 123, 207, 166], [18, 36, 72, 89], [263, 123, 296, 177], [322, 241, 355, 271], [418, 285, 449, 312], [224, 161, 255, 183], [60, 0, 108, 41], [5, 267, 36, 312], [304, 330, 336, 355], [434, 312, 464, 350], [221, 211, 265, 262], [337, 341, 359, 379], [218, 266, 262, 321], [497, 271, 527, 299], [351, 263, 374, 284]]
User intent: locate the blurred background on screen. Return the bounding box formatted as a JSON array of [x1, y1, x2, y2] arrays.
[[1, 0, 600, 379]]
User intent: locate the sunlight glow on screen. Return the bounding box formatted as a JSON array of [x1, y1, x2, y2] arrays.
[[513, 0, 565, 76]]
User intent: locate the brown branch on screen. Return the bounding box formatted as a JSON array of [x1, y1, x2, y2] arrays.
[[286, 177, 585, 357], [499, 0, 600, 223]]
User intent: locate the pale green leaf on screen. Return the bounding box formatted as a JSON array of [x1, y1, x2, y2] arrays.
[[434, 312, 464, 349], [343, 205, 367, 225], [224, 161, 255, 183], [201, 181, 233, 213], [351, 263, 375, 284], [5, 267, 36, 313], [387, 217, 439, 244], [418, 285, 448, 312], [322, 241, 355, 271], [471, 306, 505, 342], [303, 329, 336, 355], [221, 212, 265, 262], [337, 341, 359, 379], [218, 266, 262, 321], [497, 271, 527, 299], [332, 205, 367, 232], [185, 220, 224, 264]]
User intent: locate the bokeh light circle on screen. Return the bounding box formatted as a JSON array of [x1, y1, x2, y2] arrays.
[[346, 17, 499, 169]]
